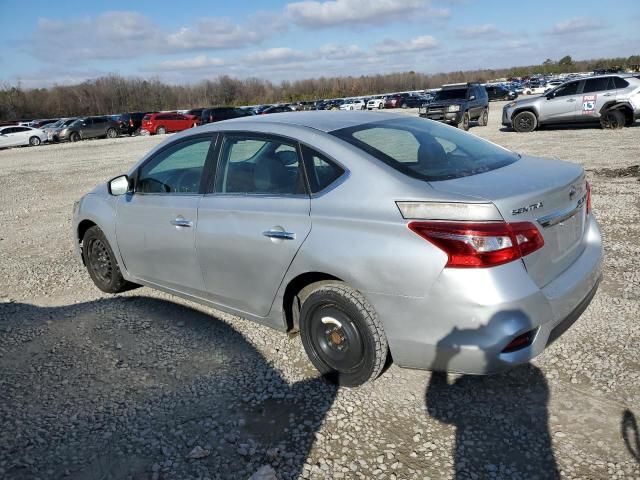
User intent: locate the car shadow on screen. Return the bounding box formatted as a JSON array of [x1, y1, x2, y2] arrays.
[[622, 409, 640, 464], [424, 315, 560, 479], [0, 297, 337, 480]]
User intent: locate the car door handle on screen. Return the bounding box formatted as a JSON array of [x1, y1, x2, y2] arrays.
[[603, 93, 614, 97], [262, 230, 296, 240], [170, 218, 193, 227], [567, 98, 576, 102]]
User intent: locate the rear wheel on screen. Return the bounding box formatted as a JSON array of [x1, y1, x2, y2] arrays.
[[600, 109, 625, 130], [82, 226, 138, 294], [156, 126, 166, 135], [70, 132, 80, 142], [299, 282, 388, 387], [106, 128, 117, 139], [29, 136, 41, 146], [478, 108, 489, 126], [512, 111, 537, 132]]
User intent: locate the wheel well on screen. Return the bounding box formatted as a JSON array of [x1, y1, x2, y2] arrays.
[[512, 107, 538, 120], [283, 272, 342, 332], [600, 102, 634, 124], [77, 220, 97, 265]]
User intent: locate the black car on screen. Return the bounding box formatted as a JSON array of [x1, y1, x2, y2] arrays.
[[485, 85, 518, 101], [419, 83, 489, 131], [259, 105, 294, 115], [200, 107, 253, 124], [118, 112, 150, 135]]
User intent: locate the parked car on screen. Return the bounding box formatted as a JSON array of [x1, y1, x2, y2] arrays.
[[502, 75, 640, 132], [340, 99, 366, 110], [118, 112, 149, 136], [259, 105, 294, 114], [0, 125, 47, 148], [141, 112, 199, 135], [73, 111, 602, 386], [384, 93, 423, 109], [30, 119, 59, 128], [57, 116, 121, 142], [419, 83, 489, 130], [486, 85, 518, 101], [44, 118, 78, 142], [200, 107, 253, 124], [522, 85, 547, 95], [367, 97, 385, 109], [185, 108, 206, 120]]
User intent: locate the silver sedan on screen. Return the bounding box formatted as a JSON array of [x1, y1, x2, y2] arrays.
[[73, 111, 602, 386]]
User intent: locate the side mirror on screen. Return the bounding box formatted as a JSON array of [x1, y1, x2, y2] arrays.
[[108, 175, 131, 196], [546, 92, 555, 99]]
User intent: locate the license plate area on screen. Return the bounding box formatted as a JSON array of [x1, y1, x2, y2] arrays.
[[552, 209, 584, 253]]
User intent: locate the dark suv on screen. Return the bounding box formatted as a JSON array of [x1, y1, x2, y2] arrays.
[[57, 116, 121, 142], [200, 107, 253, 124], [419, 83, 489, 130], [485, 85, 517, 101], [118, 112, 149, 136]]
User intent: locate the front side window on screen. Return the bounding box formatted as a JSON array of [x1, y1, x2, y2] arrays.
[[137, 137, 212, 194], [215, 136, 305, 195], [331, 117, 518, 182], [553, 81, 579, 97]]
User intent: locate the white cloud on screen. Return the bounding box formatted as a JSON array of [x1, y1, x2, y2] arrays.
[[456, 24, 500, 37], [550, 17, 605, 35], [317, 43, 364, 60], [244, 48, 309, 65], [374, 35, 438, 54], [156, 56, 226, 71], [286, 0, 431, 28]]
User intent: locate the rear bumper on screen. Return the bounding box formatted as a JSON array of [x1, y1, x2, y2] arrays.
[[366, 214, 603, 374]]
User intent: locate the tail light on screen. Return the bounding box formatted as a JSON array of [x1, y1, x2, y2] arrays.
[[408, 221, 544, 268], [586, 181, 592, 214]]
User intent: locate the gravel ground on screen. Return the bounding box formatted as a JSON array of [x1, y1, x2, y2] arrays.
[[1, 103, 639, 479]]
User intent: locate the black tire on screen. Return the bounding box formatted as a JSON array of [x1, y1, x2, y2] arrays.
[[299, 282, 388, 387], [29, 136, 41, 146], [82, 226, 138, 294], [106, 128, 117, 139], [378, 103, 383, 109], [401, 103, 408, 109], [458, 111, 470, 131], [70, 132, 80, 142], [512, 111, 537, 133], [156, 126, 166, 135], [600, 109, 625, 130], [478, 108, 489, 126]]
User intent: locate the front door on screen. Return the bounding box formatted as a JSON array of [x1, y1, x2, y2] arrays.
[[115, 135, 215, 295], [539, 80, 581, 123], [196, 134, 311, 317]]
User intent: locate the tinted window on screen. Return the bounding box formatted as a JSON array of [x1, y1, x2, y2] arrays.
[[93, 117, 107, 124], [13, 127, 30, 133], [613, 77, 629, 89], [331, 117, 518, 182], [302, 146, 344, 193], [216, 136, 305, 195], [554, 82, 579, 97], [137, 137, 212, 194], [156, 114, 170, 120], [2, 127, 16, 134], [583, 77, 612, 93], [434, 89, 467, 101]]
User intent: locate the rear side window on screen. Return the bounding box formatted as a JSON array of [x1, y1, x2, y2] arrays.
[[301, 146, 344, 193], [583, 77, 612, 93], [143, 115, 151, 120], [331, 117, 518, 182], [216, 136, 305, 195]]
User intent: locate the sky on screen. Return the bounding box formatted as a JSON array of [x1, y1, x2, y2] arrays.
[[0, 0, 638, 89]]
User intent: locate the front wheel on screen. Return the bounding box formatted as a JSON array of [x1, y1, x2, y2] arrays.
[[458, 111, 470, 131], [106, 128, 117, 139], [512, 111, 537, 132], [156, 126, 166, 135], [401, 103, 408, 109], [82, 226, 138, 294], [70, 132, 80, 142], [299, 282, 388, 387], [29, 136, 41, 146]]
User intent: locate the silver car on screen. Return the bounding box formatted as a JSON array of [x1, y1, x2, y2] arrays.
[[73, 112, 603, 386], [503, 74, 640, 132]]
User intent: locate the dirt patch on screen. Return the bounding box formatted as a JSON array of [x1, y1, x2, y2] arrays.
[[588, 164, 640, 179]]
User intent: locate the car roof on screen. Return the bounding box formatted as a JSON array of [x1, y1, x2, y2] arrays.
[[212, 110, 403, 133]]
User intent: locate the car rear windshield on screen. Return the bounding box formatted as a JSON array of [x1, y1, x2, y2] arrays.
[[330, 117, 518, 182], [434, 89, 467, 101]]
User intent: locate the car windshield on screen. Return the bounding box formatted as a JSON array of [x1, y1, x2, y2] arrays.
[[331, 117, 519, 181], [434, 89, 468, 101], [47, 120, 65, 128]]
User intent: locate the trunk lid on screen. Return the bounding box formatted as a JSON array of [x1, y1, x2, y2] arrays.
[[430, 155, 587, 287]]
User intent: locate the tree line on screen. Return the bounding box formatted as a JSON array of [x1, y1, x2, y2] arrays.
[[1, 55, 638, 121]]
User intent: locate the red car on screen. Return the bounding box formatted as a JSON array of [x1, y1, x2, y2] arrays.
[[141, 112, 199, 135]]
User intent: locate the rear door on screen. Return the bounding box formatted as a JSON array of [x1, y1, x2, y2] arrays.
[[580, 77, 616, 121], [196, 133, 311, 316], [539, 80, 582, 123]]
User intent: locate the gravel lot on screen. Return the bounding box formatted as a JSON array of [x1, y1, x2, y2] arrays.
[[1, 102, 639, 479]]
